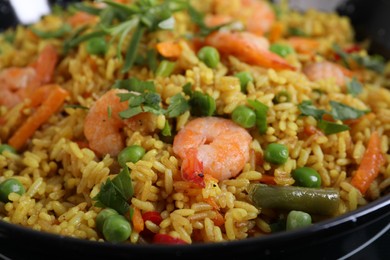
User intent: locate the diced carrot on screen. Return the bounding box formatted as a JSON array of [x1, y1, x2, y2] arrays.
[[204, 196, 220, 210], [212, 210, 225, 227], [132, 207, 144, 233], [351, 131, 385, 194], [155, 41, 182, 59], [259, 175, 276, 185], [303, 125, 324, 137], [269, 21, 284, 43], [8, 85, 69, 150]]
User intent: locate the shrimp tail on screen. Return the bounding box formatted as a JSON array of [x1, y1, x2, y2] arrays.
[[181, 148, 205, 187]]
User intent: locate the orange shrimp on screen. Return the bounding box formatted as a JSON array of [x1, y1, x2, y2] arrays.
[[83, 89, 156, 157], [212, 0, 275, 36], [0, 44, 58, 108], [172, 117, 252, 187], [204, 31, 295, 70], [84, 89, 129, 157], [303, 61, 351, 86]]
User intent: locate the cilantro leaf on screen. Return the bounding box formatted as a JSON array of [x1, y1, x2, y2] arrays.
[[329, 101, 369, 121], [93, 167, 133, 215], [119, 107, 143, 118], [317, 120, 350, 135], [346, 77, 363, 97], [166, 93, 190, 118], [298, 100, 326, 120]]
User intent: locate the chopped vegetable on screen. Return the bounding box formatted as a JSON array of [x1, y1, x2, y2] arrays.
[[273, 91, 291, 103], [8, 85, 69, 150], [231, 105, 256, 128], [0, 144, 17, 155], [197, 46, 220, 69], [156, 41, 182, 58], [248, 184, 340, 216], [96, 208, 119, 232], [247, 99, 268, 134], [270, 43, 294, 57], [117, 145, 145, 167], [286, 210, 312, 230], [86, 36, 108, 55], [155, 60, 176, 77], [142, 211, 163, 226], [346, 77, 363, 97], [93, 167, 134, 214], [234, 71, 253, 93], [0, 178, 25, 203], [351, 131, 385, 194], [292, 167, 321, 188], [31, 24, 72, 39], [189, 91, 216, 117], [102, 214, 132, 243], [131, 207, 144, 233], [264, 143, 289, 165]]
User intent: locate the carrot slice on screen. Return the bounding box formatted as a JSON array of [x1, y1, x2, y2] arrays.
[[8, 85, 69, 150], [156, 41, 182, 59], [132, 207, 145, 233], [351, 131, 385, 194]]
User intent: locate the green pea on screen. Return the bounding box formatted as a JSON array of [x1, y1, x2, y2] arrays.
[[86, 37, 107, 55], [292, 167, 322, 188], [118, 145, 145, 167], [231, 105, 256, 128], [270, 43, 295, 57], [0, 144, 16, 155], [102, 214, 132, 243], [286, 210, 312, 230], [197, 46, 220, 69], [155, 60, 176, 77], [0, 178, 25, 203], [234, 71, 253, 93], [96, 208, 118, 232], [264, 143, 289, 165]]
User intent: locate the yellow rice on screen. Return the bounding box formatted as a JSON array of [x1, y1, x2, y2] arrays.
[[0, 0, 389, 245]]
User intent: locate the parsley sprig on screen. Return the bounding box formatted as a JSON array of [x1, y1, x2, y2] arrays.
[[64, 0, 187, 72], [298, 100, 369, 135]]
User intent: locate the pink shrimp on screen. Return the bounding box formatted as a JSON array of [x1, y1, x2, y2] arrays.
[[83, 89, 156, 157], [0, 44, 58, 108], [172, 117, 252, 187], [212, 0, 275, 36], [204, 31, 296, 70], [303, 61, 352, 86]]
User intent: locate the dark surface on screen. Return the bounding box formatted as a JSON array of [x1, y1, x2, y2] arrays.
[[0, 0, 389, 259]]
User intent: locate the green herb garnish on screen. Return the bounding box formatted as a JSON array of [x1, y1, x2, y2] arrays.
[[346, 77, 363, 97]]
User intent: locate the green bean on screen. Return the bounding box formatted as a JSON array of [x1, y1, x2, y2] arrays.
[[248, 184, 340, 216]]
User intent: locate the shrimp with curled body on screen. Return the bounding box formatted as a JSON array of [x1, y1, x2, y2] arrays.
[[84, 89, 156, 157], [203, 31, 295, 70], [172, 117, 252, 187], [211, 0, 275, 36], [0, 44, 58, 108], [303, 61, 352, 86]]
